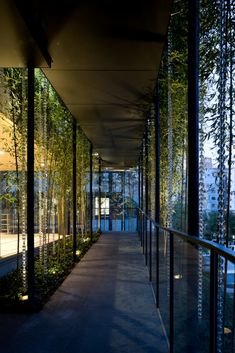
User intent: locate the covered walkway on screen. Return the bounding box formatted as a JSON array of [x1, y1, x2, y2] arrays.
[[0, 232, 168, 353]]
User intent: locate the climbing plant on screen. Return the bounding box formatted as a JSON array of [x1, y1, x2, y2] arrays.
[[0, 67, 97, 305], [157, 0, 188, 229]]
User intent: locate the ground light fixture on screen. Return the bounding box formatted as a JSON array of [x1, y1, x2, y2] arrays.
[[19, 295, 29, 301], [174, 274, 183, 280]]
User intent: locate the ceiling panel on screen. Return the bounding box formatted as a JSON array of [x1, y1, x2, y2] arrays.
[[0, 0, 172, 169], [0, 0, 50, 67], [41, 0, 171, 167]]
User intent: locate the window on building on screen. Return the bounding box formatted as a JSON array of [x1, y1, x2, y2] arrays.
[[95, 197, 109, 215]]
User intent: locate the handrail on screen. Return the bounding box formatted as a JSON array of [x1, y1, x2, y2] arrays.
[[138, 208, 235, 264], [138, 207, 235, 353]]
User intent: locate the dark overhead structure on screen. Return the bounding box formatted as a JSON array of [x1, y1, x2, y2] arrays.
[[0, 0, 172, 168]]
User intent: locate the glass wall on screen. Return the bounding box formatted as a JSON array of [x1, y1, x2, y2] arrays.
[[93, 169, 138, 232], [158, 0, 188, 231], [0, 68, 28, 280], [198, 0, 235, 246], [34, 69, 74, 280], [0, 68, 96, 302], [139, 1, 235, 352], [77, 127, 90, 237]]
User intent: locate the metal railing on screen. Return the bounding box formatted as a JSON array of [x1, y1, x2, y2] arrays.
[[138, 209, 235, 353]]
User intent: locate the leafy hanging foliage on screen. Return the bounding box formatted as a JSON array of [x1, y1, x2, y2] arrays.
[[0, 67, 96, 306], [157, 0, 188, 228]]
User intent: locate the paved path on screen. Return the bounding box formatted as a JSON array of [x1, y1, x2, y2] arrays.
[[0, 232, 168, 353]]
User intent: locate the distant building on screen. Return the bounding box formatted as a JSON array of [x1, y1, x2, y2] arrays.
[[203, 157, 235, 212]]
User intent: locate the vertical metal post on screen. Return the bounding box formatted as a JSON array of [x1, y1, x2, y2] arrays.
[[109, 172, 112, 231], [187, 4, 200, 351], [98, 158, 101, 231], [141, 212, 144, 247], [138, 161, 141, 209], [137, 161, 141, 235], [145, 132, 149, 216], [140, 145, 144, 247], [210, 251, 218, 353], [73, 119, 77, 262], [145, 218, 148, 266], [145, 129, 149, 266], [154, 85, 160, 225], [156, 226, 160, 307], [143, 214, 146, 256], [154, 84, 160, 307], [90, 143, 93, 241], [141, 145, 144, 211], [122, 171, 125, 231], [149, 220, 152, 281], [27, 66, 35, 305], [169, 231, 174, 353], [142, 144, 145, 254], [188, 0, 199, 236]]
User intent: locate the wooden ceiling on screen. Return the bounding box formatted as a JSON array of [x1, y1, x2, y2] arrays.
[[0, 0, 172, 169]]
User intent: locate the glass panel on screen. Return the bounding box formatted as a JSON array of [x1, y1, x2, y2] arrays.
[[77, 132, 89, 236], [99, 169, 138, 232], [34, 69, 74, 299], [151, 225, 157, 299], [173, 237, 210, 353], [223, 260, 235, 353], [158, 0, 188, 233], [0, 68, 28, 287], [125, 208, 137, 232], [159, 228, 170, 339], [92, 154, 99, 232], [145, 219, 150, 269]]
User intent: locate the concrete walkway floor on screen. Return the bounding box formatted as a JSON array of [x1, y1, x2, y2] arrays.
[[0, 232, 168, 353]]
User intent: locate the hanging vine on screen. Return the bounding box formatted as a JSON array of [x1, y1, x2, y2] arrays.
[[217, 1, 228, 350], [167, 28, 173, 229], [42, 77, 48, 274], [38, 72, 43, 264], [198, 99, 205, 320], [225, 0, 235, 245], [20, 71, 27, 291], [37, 72, 49, 273]]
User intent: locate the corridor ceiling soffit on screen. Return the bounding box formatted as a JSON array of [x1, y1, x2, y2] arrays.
[[0, 0, 50, 67], [0, 0, 172, 168]]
